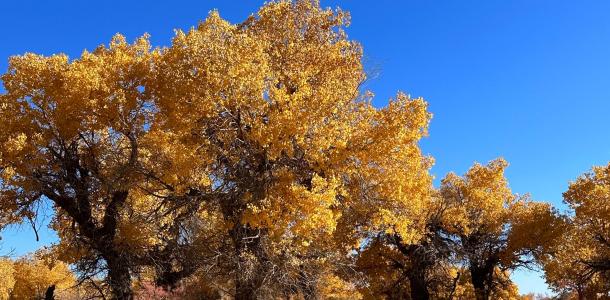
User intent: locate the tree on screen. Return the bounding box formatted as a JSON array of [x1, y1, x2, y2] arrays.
[[448, 267, 521, 300], [355, 194, 455, 300], [440, 159, 564, 300], [0, 250, 77, 300], [563, 163, 610, 280], [0, 31, 205, 299], [149, 1, 432, 298], [541, 163, 610, 299], [540, 228, 608, 300]]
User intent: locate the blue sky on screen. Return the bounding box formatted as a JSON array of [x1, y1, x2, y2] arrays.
[[2, 0, 610, 295]]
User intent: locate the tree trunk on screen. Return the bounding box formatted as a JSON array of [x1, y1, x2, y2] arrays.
[[231, 224, 264, 300], [298, 267, 317, 300], [393, 240, 431, 300], [447, 271, 460, 300], [407, 271, 430, 300], [44, 285, 55, 300], [105, 253, 133, 300], [470, 267, 490, 300], [235, 279, 258, 300], [577, 288, 585, 300]]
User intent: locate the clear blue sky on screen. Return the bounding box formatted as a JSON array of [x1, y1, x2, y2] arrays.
[[2, 0, 610, 295]]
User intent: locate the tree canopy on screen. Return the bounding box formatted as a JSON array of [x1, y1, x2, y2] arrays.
[[0, 1, 606, 300]]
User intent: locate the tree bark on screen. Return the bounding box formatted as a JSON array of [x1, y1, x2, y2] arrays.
[[392, 237, 431, 300], [48, 190, 134, 299], [576, 288, 585, 300], [44, 285, 55, 300], [231, 224, 264, 300], [298, 267, 317, 300], [105, 252, 133, 300], [407, 270, 430, 300], [470, 266, 491, 300], [235, 279, 258, 300]]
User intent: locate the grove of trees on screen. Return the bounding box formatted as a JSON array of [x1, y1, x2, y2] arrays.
[[0, 1, 608, 299]]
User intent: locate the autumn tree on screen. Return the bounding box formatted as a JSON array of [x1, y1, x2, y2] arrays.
[[355, 194, 456, 300], [354, 159, 562, 300], [448, 267, 521, 300], [0, 32, 207, 299], [541, 163, 610, 298], [10, 249, 75, 300], [148, 1, 432, 298], [0, 250, 77, 300], [564, 163, 610, 281], [540, 228, 609, 299], [440, 159, 564, 300]]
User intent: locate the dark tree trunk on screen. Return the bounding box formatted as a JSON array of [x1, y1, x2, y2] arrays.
[[35, 132, 141, 300], [576, 288, 585, 300], [98, 191, 133, 300], [234, 242, 260, 300], [44, 285, 55, 300], [235, 279, 258, 300], [392, 238, 431, 300], [153, 195, 202, 290], [447, 271, 461, 300], [407, 270, 430, 300], [104, 251, 133, 300], [48, 190, 133, 299], [470, 266, 491, 300], [298, 267, 317, 300]]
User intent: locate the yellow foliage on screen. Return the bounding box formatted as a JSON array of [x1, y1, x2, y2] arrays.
[[0, 251, 77, 300], [316, 274, 362, 300], [0, 259, 14, 300], [0, 0, 581, 298], [441, 158, 513, 236], [564, 163, 610, 262], [11, 252, 75, 299]]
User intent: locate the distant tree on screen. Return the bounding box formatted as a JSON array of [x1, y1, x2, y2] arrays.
[[1, 249, 75, 299], [440, 159, 564, 300], [355, 194, 455, 300], [541, 163, 610, 299], [449, 267, 522, 300]]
